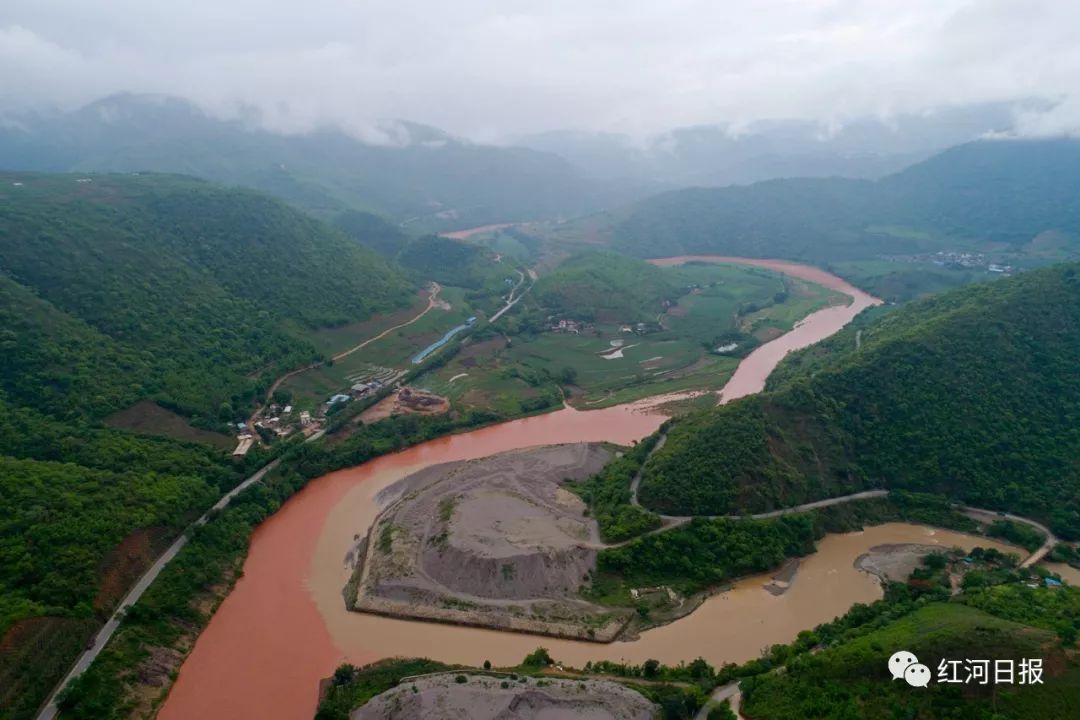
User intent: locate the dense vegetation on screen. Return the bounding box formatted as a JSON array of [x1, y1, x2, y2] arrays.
[[593, 492, 976, 600], [637, 264, 1080, 537], [333, 209, 409, 257], [596, 514, 819, 597], [0, 172, 412, 425], [55, 408, 506, 719], [532, 251, 680, 323], [610, 139, 1080, 264], [0, 172, 417, 720], [568, 431, 666, 542], [740, 601, 1079, 719], [394, 234, 509, 291]]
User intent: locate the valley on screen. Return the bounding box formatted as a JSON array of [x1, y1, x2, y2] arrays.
[[2, 116, 1079, 720], [145, 262, 1072, 720]]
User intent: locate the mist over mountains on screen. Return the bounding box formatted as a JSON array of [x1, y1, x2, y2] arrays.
[[516, 101, 1031, 186], [0, 93, 1050, 232]]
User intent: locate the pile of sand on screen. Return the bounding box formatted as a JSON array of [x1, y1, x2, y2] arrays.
[[352, 673, 658, 720], [349, 444, 634, 640]]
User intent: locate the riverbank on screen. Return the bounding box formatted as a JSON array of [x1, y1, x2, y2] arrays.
[[54, 257, 873, 719], [151, 258, 886, 719]]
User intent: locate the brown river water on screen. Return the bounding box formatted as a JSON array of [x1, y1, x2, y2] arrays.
[[158, 258, 986, 720]]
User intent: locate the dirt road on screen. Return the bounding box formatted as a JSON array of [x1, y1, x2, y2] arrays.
[[489, 270, 528, 323], [246, 284, 440, 429], [331, 283, 441, 362]]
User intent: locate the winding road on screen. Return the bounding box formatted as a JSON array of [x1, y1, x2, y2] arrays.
[[489, 269, 530, 323]]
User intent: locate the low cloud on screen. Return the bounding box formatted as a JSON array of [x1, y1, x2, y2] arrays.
[[2, 1, 1080, 140]]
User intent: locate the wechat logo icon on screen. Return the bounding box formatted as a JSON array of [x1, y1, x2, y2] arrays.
[[889, 651, 931, 687]]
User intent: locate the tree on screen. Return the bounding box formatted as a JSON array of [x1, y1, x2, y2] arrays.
[[331, 664, 356, 686], [522, 647, 553, 667]]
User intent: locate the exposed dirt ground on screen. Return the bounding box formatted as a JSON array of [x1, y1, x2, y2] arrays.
[[352, 672, 658, 720], [95, 526, 172, 612], [103, 400, 233, 449], [358, 387, 450, 423], [349, 444, 635, 640], [854, 543, 945, 583]]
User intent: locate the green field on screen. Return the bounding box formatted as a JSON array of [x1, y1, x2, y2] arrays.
[[415, 262, 845, 412]]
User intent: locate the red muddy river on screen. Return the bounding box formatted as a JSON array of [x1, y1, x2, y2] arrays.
[[160, 258, 893, 719]]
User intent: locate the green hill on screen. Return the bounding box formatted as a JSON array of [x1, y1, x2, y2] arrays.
[[334, 210, 410, 258], [0, 172, 417, 718], [394, 234, 516, 294], [636, 263, 1080, 538], [0, 171, 412, 424], [532, 251, 679, 323], [741, 601, 1079, 720], [609, 139, 1080, 266]]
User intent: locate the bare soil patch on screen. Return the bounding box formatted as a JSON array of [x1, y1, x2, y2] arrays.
[[104, 400, 233, 449], [353, 672, 657, 720], [751, 326, 785, 342], [349, 444, 634, 641], [95, 526, 173, 613], [358, 387, 450, 424]]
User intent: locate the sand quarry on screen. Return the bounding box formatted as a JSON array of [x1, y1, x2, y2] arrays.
[[347, 444, 636, 640], [352, 672, 658, 720]]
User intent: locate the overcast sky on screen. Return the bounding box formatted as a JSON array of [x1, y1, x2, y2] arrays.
[[2, 0, 1078, 141]]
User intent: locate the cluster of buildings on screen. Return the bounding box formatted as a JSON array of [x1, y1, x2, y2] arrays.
[[891, 251, 1014, 274], [549, 318, 588, 334], [348, 377, 386, 398]]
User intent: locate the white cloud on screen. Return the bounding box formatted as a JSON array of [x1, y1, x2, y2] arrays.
[[2, 0, 1080, 139]]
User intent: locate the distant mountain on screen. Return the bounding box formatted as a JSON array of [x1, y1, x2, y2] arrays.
[[517, 102, 1023, 186], [606, 139, 1080, 263], [0, 94, 635, 231], [636, 263, 1080, 537]]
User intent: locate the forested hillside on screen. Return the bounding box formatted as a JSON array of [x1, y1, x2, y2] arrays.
[[637, 263, 1080, 537], [0, 172, 412, 423], [393, 234, 518, 294], [0, 172, 416, 719], [334, 210, 410, 258], [741, 600, 1080, 719], [610, 139, 1080, 263], [532, 251, 679, 323]]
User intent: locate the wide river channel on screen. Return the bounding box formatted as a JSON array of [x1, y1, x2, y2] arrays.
[[159, 257, 1015, 719]]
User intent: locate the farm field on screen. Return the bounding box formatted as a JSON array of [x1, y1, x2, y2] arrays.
[[416, 262, 846, 412], [286, 289, 432, 357], [277, 286, 481, 408]]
